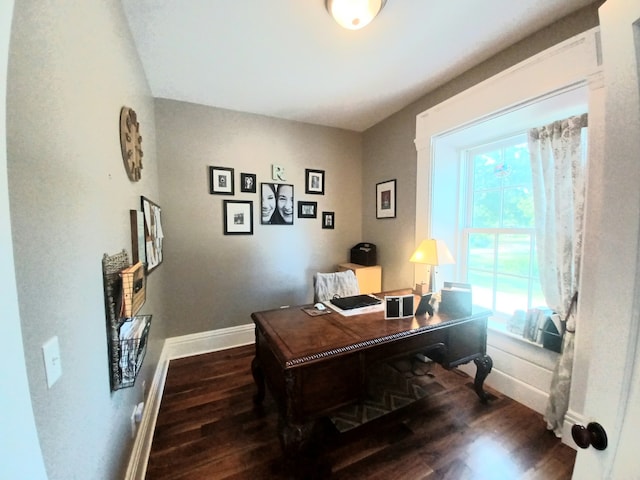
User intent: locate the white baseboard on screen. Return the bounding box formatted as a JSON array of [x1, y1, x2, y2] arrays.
[[163, 323, 255, 360], [125, 323, 255, 480]]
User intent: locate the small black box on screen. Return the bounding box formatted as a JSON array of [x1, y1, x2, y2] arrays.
[[350, 243, 377, 266], [542, 318, 563, 353], [439, 282, 472, 317]]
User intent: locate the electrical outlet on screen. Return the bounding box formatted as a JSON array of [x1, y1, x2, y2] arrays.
[[134, 402, 144, 423], [42, 336, 62, 388]]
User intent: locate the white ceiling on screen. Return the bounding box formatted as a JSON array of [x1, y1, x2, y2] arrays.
[[121, 0, 596, 132]]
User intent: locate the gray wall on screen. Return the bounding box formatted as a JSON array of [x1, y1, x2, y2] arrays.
[[7, 1, 166, 479], [154, 99, 362, 337], [362, 3, 603, 291]]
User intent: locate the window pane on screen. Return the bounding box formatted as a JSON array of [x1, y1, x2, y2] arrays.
[[462, 133, 552, 317], [472, 149, 503, 189], [531, 280, 546, 309], [468, 233, 495, 271], [471, 190, 501, 228], [496, 234, 532, 276], [468, 270, 493, 309], [501, 142, 531, 187], [502, 186, 534, 228], [495, 275, 529, 315]]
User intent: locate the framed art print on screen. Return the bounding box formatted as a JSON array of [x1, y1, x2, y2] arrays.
[[209, 166, 234, 195], [322, 211, 335, 229], [298, 201, 317, 219], [376, 179, 396, 219], [223, 200, 253, 235], [305, 169, 325, 195], [141, 196, 164, 273], [240, 173, 256, 193], [261, 183, 294, 225]]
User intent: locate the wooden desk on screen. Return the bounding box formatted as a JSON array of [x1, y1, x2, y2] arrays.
[[251, 290, 492, 461]]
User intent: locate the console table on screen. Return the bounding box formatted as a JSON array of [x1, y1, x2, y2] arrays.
[[251, 290, 492, 466]]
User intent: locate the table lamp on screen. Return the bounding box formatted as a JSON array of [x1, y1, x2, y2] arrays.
[[409, 239, 455, 295]]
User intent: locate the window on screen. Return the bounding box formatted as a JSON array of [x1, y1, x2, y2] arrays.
[[461, 134, 545, 317]]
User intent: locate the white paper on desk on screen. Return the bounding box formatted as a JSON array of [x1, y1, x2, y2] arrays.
[[324, 300, 384, 317]]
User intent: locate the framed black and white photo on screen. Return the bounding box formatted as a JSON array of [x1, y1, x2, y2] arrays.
[[322, 211, 335, 229], [376, 179, 396, 219], [240, 173, 256, 193], [305, 169, 325, 195], [298, 201, 317, 219], [261, 183, 294, 225], [223, 200, 253, 235], [209, 166, 234, 195]]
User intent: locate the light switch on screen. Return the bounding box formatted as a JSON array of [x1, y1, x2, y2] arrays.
[[42, 336, 62, 388]]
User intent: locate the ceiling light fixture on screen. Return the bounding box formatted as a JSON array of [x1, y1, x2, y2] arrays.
[[325, 0, 387, 30]]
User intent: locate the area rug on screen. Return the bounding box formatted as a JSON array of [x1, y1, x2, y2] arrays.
[[329, 357, 445, 432]]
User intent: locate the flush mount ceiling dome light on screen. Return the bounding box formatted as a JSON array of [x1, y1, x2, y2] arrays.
[[325, 0, 387, 30]]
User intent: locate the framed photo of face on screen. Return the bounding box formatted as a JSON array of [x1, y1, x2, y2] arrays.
[[209, 166, 234, 195], [305, 169, 325, 195], [240, 173, 256, 193], [322, 211, 335, 229], [261, 183, 294, 225]]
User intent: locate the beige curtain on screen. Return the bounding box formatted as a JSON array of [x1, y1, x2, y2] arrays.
[[527, 113, 588, 436]]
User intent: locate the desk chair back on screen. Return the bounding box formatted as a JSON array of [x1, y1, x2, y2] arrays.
[[314, 270, 360, 302]]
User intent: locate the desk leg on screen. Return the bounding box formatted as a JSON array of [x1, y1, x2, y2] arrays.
[[279, 417, 329, 478], [278, 417, 315, 455], [473, 354, 493, 403], [251, 356, 265, 404]]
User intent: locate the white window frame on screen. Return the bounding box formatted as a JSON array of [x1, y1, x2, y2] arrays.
[[413, 29, 600, 296], [460, 133, 542, 319]]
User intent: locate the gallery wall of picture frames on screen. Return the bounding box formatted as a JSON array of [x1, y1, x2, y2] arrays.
[[208, 164, 397, 235], [208, 164, 336, 235]]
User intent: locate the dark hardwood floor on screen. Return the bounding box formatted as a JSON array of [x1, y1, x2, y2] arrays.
[[145, 344, 576, 479]]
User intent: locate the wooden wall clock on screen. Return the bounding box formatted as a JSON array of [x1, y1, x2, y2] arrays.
[[119, 106, 143, 182]]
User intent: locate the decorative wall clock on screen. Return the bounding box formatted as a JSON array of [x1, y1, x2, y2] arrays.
[[119, 106, 143, 182]]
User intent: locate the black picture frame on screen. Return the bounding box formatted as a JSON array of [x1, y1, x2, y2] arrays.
[[141, 196, 163, 274], [209, 166, 234, 195], [223, 200, 253, 235], [305, 169, 325, 195], [240, 173, 256, 193], [298, 201, 317, 219], [261, 183, 294, 225], [376, 179, 396, 219], [322, 211, 335, 229]]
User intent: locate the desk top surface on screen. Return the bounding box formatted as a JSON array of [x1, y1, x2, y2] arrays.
[[252, 289, 490, 367]]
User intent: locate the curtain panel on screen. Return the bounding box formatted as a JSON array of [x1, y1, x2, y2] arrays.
[[527, 112, 588, 436]]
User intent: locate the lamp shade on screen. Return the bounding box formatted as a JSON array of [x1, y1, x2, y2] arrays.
[[409, 239, 455, 266], [325, 0, 387, 30]]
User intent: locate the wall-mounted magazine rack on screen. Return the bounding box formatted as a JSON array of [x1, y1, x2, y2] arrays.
[[102, 250, 152, 390]]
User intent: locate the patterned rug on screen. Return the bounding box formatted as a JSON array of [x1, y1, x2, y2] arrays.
[[329, 357, 445, 432]]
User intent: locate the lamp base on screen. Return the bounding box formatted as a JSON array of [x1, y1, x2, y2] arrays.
[[414, 283, 431, 296]]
